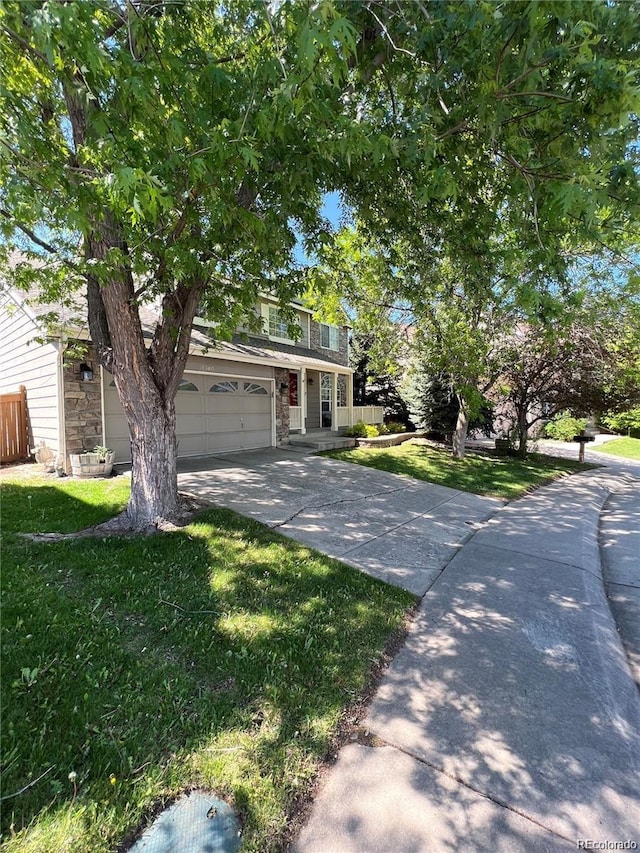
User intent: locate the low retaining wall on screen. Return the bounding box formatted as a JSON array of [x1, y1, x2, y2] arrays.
[[356, 431, 423, 449]]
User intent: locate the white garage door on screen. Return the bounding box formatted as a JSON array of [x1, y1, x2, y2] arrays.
[[103, 373, 274, 461]]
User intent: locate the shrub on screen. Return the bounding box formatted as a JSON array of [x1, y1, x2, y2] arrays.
[[345, 421, 380, 438], [601, 408, 640, 438], [543, 412, 587, 442], [93, 444, 113, 459], [345, 420, 367, 437], [384, 421, 407, 434]]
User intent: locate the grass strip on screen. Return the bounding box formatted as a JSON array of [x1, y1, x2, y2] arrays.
[[322, 439, 593, 500], [1, 473, 413, 852], [593, 437, 640, 460]]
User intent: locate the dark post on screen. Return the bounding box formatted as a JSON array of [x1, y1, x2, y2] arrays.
[[573, 430, 595, 462]]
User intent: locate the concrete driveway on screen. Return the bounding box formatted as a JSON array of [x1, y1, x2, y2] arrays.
[[178, 448, 502, 597], [176, 446, 640, 850]]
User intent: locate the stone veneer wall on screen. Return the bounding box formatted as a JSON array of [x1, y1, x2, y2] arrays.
[[63, 344, 104, 468], [308, 321, 349, 367], [274, 366, 290, 444]]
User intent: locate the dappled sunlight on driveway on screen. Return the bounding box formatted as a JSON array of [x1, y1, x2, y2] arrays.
[[177, 448, 500, 597]]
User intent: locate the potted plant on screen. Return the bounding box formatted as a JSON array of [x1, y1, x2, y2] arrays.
[[70, 445, 115, 478]]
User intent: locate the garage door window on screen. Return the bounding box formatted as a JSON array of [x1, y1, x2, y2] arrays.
[[244, 382, 268, 395], [178, 380, 198, 391], [210, 380, 238, 393]]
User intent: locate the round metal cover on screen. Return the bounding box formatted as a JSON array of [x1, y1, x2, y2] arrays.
[[128, 791, 241, 853]]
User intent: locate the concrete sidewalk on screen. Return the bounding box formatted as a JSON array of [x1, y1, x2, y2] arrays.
[[601, 484, 640, 688], [293, 468, 640, 852]]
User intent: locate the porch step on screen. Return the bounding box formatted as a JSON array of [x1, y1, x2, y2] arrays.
[[287, 434, 356, 452]]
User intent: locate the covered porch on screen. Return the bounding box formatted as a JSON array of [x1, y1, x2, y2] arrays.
[[287, 367, 384, 435]]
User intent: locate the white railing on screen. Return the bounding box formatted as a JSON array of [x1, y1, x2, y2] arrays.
[[352, 406, 384, 425], [334, 406, 385, 428], [289, 406, 302, 430], [295, 406, 384, 431]]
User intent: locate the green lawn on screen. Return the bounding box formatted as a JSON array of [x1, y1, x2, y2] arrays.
[[594, 437, 640, 460], [0, 471, 413, 852], [323, 439, 593, 500]]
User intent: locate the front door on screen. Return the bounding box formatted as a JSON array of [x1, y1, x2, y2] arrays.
[[321, 373, 332, 428]]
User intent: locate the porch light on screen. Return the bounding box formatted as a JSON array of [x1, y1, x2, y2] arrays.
[[280, 381, 289, 393], [307, 376, 314, 385], [79, 362, 94, 381]]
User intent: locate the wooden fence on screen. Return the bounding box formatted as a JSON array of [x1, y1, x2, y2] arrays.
[[1, 386, 29, 463]]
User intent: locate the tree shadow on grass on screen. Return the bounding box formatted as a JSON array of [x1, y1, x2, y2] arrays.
[[1, 479, 130, 536], [1, 494, 412, 852]]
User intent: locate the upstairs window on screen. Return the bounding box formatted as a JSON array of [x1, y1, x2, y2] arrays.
[[265, 305, 300, 343], [268, 306, 289, 339], [320, 323, 339, 351]]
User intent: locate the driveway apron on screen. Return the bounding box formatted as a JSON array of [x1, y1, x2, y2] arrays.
[[178, 449, 502, 597]]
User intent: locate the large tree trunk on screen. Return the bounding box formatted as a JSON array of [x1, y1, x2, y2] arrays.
[[83, 229, 181, 526], [516, 407, 529, 459], [452, 396, 469, 459], [65, 77, 199, 529], [120, 384, 179, 527]]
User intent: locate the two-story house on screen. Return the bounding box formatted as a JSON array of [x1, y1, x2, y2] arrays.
[[0, 286, 383, 467]]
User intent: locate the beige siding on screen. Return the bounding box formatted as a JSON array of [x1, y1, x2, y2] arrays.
[[186, 354, 274, 379], [305, 370, 321, 429], [0, 292, 60, 453]]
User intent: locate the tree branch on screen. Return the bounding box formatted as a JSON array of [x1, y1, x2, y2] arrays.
[[0, 209, 81, 272], [437, 120, 471, 141], [213, 33, 269, 65], [1, 25, 50, 65], [494, 150, 566, 181], [497, 90, 573, 103], [497, 57, 554, 94], [384, 73, 398, 124], [499, 104, 555, 128], [367, 6, 416, 58], [495, 24, 518, 83]]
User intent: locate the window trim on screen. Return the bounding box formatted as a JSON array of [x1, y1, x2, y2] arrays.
[[319, 323, 340, 351], [262, 304, 301, 344]]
